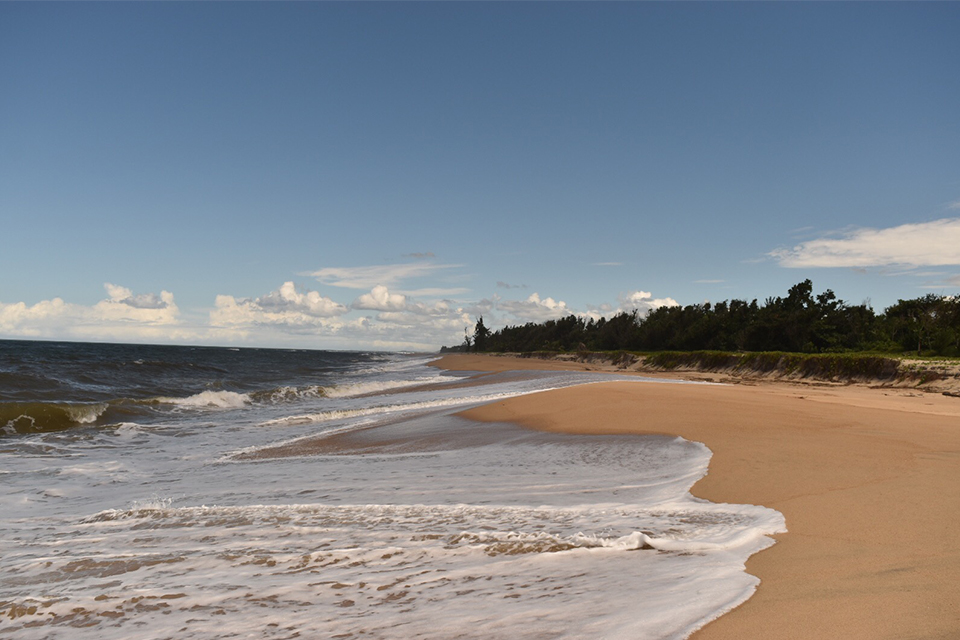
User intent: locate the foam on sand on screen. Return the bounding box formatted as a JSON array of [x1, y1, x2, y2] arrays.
[[0, 356, 789, 640]]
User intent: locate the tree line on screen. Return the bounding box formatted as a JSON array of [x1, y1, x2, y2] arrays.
[[446, 280, 960, 357]]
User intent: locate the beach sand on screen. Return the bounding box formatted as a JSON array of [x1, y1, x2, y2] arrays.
[[433, 354, 960, 640]]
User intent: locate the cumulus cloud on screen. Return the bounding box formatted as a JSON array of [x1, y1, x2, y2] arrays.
[[348, 296, 475, 350], [617, 291, 680, 316], [771, 218, 960, 268], [2, 275, 685, 352], [352, 285, 408, 311], [210, 282, 348, 328], [207, 282, 478, 350], [305, 263, 462, 289], [497, 293, 571, 323], [104, 283, 171, 309], [0, 284, 188, 342], [96, 283, 180, 322], [255, 281, 348, 317]]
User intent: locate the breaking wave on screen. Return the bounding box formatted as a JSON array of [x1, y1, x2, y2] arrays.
[[151, 390, 251, 409], [1, 401, 111, 436], [259, 390, 539, 427]]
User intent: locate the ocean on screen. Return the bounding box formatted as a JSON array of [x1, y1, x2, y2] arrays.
[[0, 340, 784, 639]]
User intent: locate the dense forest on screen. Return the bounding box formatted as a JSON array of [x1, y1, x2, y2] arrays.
[[448, 280, 960, 357]]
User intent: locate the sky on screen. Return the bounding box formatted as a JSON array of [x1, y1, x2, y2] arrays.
[[2, 3, 959, 351]]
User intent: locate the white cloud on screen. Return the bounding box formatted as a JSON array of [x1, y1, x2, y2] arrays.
[[461, 297, 498, 318], [617, 290, 680, 316], [103, 283, 168, 309], [352, 285, 408, 311], [210, 282, 348, 328], [208, 282, 477, 350], [96, 283, 180, 323], [497, 293, 571, 323], [694, 279, 725, 284], [771, 218, 960, 268], [947, 200, 960, 211], [2, 277, 684, 352], [0, 284, 189, 342], [347, 298, 475, 351], [495, 288, 679, 325], [305, 263, 462, 289], [256, 281, 348, 317]]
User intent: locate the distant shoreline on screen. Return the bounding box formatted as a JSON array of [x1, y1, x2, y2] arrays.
[[434, 353, 960, 639], [434, 349, 960, 395]]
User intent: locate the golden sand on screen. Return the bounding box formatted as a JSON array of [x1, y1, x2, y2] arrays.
[[434, 354, 960, 639]]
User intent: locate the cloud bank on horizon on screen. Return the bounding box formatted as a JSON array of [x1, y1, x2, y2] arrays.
[[4, 213, 960, 350], [5, 210, 960, 352], [0, 273, 679, 351]]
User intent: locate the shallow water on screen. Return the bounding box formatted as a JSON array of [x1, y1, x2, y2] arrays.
[[0, 341, 784, 638]]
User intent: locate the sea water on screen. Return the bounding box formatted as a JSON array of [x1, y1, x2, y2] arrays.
[[0, 340, 784, 639]]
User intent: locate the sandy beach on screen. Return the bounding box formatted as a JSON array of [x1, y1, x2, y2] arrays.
[[433, 354, 960, 640]]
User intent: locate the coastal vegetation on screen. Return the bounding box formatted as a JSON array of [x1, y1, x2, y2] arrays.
[[444, 280, 960, 358]]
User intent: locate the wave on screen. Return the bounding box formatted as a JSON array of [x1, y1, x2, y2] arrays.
[[1, 401, 111, 436], [249, 385, 327, 404], [151, 390, 251, 409], [243, 376, 437, 404], [322, 376, 437, 398], [146, 378, 431, 408], [259, 390, 549, 427], [0, 367, 448, 436], [0, 389, 250, 436], [352, 355, 438, 376]]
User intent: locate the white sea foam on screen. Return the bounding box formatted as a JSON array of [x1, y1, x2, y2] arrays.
[[64, 403, 109, 424], [254, 384, 327, 403], [2, 416, 29, 435], [259, 389, 547, 427], [220, 418, 382, 461], [354, 355, 439, 376], [0, 357, 785, 640], [2, 497, 783, 639], [111, 422, 145, 440], [128, 495, 174, 511], [322, 376, 438, 398], [155, 390, 250, 409]]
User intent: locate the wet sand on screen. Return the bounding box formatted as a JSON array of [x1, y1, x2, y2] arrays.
[[434, 354, 960, 639]]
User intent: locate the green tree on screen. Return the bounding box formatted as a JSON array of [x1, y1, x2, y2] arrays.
[[472, 316, 491, 352], [885, 295, 943, 355]]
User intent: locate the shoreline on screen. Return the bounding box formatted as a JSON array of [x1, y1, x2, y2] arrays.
[[432, 350, 960, 396], [433, 354, 960, 639]]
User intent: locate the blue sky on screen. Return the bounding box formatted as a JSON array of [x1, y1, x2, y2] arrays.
[[2, 3, 959, 350]]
